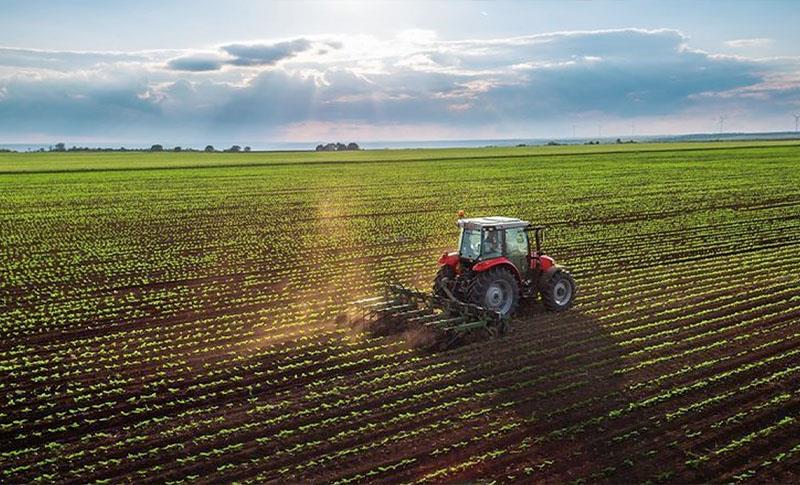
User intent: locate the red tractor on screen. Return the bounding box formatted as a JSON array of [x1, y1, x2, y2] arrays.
[[354, 215, 576, 348], [434, 216, 576, 318]]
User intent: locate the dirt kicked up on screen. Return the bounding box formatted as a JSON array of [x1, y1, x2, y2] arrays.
[[2, 141, 800, 483]]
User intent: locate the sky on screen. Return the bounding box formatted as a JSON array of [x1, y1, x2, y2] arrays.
[[1, 0, 799, 145]]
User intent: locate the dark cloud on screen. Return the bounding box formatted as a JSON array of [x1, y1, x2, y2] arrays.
[[222, 39, 312, 66], [478, 51, 764, 118], [209, 70, 317, 128], [0, 76, 160, 135], [166, 38, 320, 71], [166, 56, 224, 72]]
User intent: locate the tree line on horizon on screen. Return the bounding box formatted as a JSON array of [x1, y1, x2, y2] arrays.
[[315, 142, 360, 151], [44, 143, 253, 153], [34, 142, 362, 153]]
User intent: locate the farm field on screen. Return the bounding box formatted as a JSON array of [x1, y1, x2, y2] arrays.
[[2, 141, 800, 483]]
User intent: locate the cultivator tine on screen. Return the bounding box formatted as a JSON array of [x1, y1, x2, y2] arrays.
[[407, 312, 444, 324], [351, 282, 510, 348], [393, 307, 433, 319], [424, 315, 467, 328]]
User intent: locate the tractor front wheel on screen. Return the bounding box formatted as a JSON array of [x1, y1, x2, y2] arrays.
[[541, 270, 576, 312], [469, 267, 519, 318]]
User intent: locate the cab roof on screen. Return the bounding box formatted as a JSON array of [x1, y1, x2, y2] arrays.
[[457, 216, 530, 230]]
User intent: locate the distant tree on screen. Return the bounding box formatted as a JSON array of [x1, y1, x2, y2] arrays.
[[317, 142, 361, 151], [227, 145, 241, 153], [53, 142, 66, 152], [244, 146, 251, 152], [150, 144, 163, 151], [205, 145, 215, 152], [616, 138, 623, 144], [173, 146, 182, 152]]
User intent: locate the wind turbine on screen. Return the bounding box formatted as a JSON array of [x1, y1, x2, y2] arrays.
[[717, 115, 727, 134], [794, 114, 800, 133]]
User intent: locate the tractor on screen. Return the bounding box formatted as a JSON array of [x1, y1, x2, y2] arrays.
[[433, 215, 576, 318], [353, 214, 576, 348]]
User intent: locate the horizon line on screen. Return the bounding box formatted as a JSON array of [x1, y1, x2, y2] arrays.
[[3, 129, 800, 148]]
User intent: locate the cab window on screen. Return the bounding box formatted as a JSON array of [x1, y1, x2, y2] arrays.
[[459, 229, 482, 260], [505, 227, 528, 257], [482, 229, 503, 259]]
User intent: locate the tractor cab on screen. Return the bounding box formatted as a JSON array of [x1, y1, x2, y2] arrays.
[[453, 216, 548, 277]]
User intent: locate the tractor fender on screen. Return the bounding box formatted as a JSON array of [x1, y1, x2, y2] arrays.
[[538, 255, 556, 271], [438, 251, 459, 269], [537, 265, 564, 289], [472, 257, 522, 282]]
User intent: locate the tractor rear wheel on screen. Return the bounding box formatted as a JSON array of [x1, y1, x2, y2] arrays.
[[433, 265, 456, 300], [468, 267, 519, 318], [541, 270, 576, 312]]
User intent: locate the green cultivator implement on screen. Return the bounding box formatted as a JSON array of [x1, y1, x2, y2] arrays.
[[353, 284, 510, 350]]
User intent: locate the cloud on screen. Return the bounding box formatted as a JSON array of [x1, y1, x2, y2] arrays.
[[166, 55, 225, 72], [724, 38, 774, 48], [222, 39, 312, 66], [0, 28, 796, 142], [0, 47, 151, 71], [0, 74, 161, 136], [396, 29, 438, 44], [166, 38, 332, 72]]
